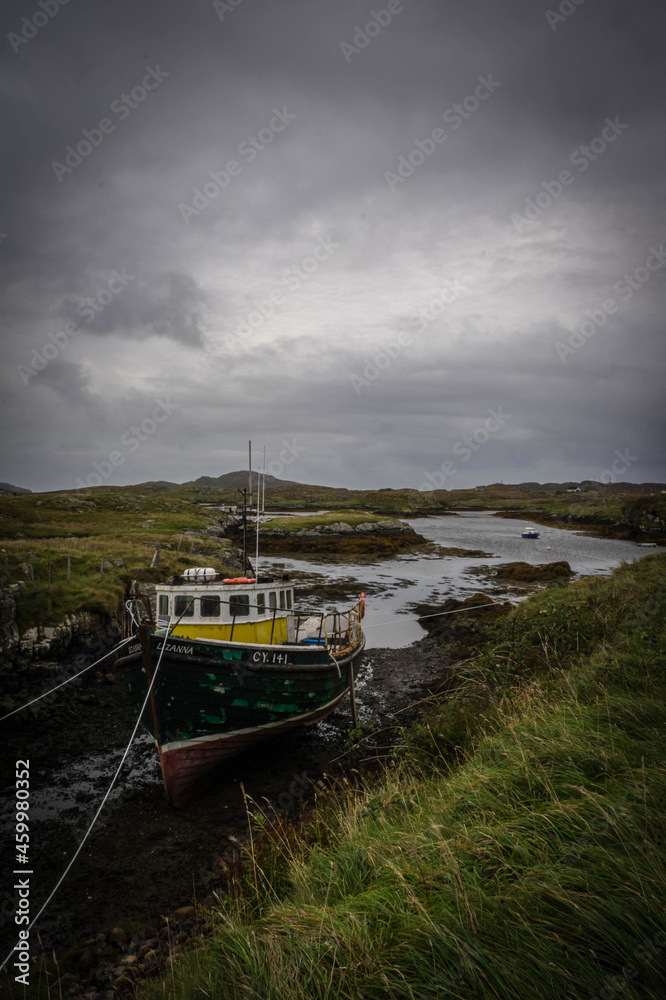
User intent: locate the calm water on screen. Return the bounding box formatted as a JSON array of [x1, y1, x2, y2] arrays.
[[261, 512, 646, 649]]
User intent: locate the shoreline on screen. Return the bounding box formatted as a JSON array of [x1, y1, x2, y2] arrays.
[[3, 554, 662, 998], [490, 508, 665, 544], [0, 587, 514, 997]]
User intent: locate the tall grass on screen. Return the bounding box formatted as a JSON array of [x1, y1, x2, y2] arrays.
[[136, 555, 666, 999], [0, 491, 238, 629]]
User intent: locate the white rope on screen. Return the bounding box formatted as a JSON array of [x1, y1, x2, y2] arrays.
[[362, 602, 499, 629], [125, 599, 141, 631], [0, 632, 170, 975], [0, 638, 133, 722]]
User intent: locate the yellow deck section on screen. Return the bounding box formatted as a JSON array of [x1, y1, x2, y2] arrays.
[[170, 616, 289, 645]]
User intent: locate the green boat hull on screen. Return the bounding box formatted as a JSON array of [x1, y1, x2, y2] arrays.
[[117, 632, 364, 805]]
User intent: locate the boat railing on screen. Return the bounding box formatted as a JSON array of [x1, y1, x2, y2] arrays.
[[293, 597, 364, 653]]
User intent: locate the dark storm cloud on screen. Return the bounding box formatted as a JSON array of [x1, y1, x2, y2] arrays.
[[0, 0, 664, 490], [59, 270, 209, 345]]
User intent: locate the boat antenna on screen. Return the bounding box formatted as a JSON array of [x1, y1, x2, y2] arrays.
[[239, 487, 248, 575], [262, 445, 266, 515], [255, 463, 261, 579], [248, 440, 252, 507]]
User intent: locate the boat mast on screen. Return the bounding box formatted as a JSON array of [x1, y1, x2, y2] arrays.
[[238, 487, 248, 575], [255, 460, 261, 578]]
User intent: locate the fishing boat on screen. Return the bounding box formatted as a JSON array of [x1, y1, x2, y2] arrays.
[[521, 527, 540, 539], [116, 569, 365, 806]]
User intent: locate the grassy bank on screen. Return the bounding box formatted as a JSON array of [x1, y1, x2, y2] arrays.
[[135, 554, 666, 999], [261, 511, 395, 532], [0, 490, 238, 631]]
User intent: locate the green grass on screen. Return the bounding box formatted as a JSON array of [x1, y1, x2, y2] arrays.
[[262, 511, 394, 533], [0, 490, 238, 631], [132, 554, 666, 1000], [0, 490, 213, 540]]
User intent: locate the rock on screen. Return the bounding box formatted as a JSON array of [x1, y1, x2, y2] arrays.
[[107, 927, 127, 947], [494, 561, 573, 581], [110, 558, 126, 568], [170, 904, 196, 924], [78, 948, 96, 970], [120, 955, 138, 966], [19, 562, 35, 580]]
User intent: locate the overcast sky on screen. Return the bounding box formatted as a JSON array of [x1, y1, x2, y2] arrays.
[[1, 0, 664, 492]]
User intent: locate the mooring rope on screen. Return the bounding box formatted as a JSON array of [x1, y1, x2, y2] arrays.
[[0, 632, 170, 976], [2, 600, 502, 725], [0, 638, 133, 723], [361, 602, 499, 629]]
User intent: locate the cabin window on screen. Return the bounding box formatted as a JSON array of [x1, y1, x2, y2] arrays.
[[158, 595, 169, 615], [286, 590, 292, 610], [269, 591, 277, 610], [200, 596, 220, 617], [174, 595, 195, 618], [279, 590, 286, 609], [230, 593, 250, 617], [256, 593, 266, 615]]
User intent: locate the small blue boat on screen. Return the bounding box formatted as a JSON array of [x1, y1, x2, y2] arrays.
[[521, 527, 540, 539]]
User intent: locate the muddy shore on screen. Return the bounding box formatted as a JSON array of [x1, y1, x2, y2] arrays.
[[0, 591, 509, 995]]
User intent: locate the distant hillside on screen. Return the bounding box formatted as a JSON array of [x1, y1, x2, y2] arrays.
[[183, 471, 305, 490], [126, 480, 180, 492], [0, 481, 31, 494]]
